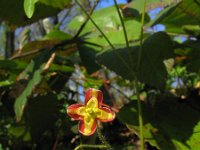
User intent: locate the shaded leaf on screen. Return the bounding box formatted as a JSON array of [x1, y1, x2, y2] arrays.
[[12, 31, 73, 59], [97, 32, 174, 89], [183, 40, 200, 74], [0, 0, 59, 26], [22, 30, 72, 52], [8, 125, 31, 141], [77, 44, 101, 74], [148, 0, 200, 34], [118, 94, 200, 150], [19, 40, 59, 53]]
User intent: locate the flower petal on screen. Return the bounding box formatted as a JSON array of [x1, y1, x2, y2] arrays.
[[79, 115, 97, 136], [85, 88, 103, 107], [67, 103, 85, 120], [96, 107, 115, 122], [86, 97, 98, 108]]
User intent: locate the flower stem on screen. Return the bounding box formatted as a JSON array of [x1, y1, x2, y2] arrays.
[[97, 128, 113, 150], [137, 0, 147, 69], [74, 144, 107, 150], [134, 78, 144, 150], [135, 0, 147, 150]]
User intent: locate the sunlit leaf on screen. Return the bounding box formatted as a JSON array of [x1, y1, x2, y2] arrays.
[[24, 0, 37, 18], [68, 6, 142, 45]]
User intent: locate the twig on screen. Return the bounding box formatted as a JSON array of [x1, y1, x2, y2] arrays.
[[43, 52, 56, 71]]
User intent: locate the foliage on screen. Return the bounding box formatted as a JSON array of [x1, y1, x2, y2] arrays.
[[0, 0, 200, 149]]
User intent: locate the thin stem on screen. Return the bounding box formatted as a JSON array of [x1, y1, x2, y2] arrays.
[[74, 0, 115, 50], [134, 79, 144, 150], [97, 128, 113, 150], [135, 0, 147, 150], [137, 0, 147, 70], [73, 0, 100, 39], [113, 0, 133, 68], [113, 0, 129, 48], [74, 144, 107, 150]]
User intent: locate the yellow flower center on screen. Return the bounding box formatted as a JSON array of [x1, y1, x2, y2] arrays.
[[85, 107, 99, 118]]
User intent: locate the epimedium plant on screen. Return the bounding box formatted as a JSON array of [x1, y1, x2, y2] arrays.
[[0, 0, 200, 150]]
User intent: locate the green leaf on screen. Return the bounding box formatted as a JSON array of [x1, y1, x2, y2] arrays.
[[97, 32, 174, 89], [0, 80, 13, 87], [68, 6, 142, 45], [0, 0, 59, 26], [24, 0, 37, 18], [0, 60, 28, 81], [0, 60, 27, 71], [118, 94, 200, 150], [148, 0, 200, 34], [43, 30, 72, 40], [0, 59, 73, 76], [14, 49, 54, 121], [23, 0, 71, 18], [125, 0, 181, 13], [8, 125, 31, 141]]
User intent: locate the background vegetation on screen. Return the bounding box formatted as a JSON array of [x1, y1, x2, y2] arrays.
[[0, 0, 200, 149]]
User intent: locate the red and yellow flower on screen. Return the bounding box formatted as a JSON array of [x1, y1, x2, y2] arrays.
[[67, 88, 115, 136]]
